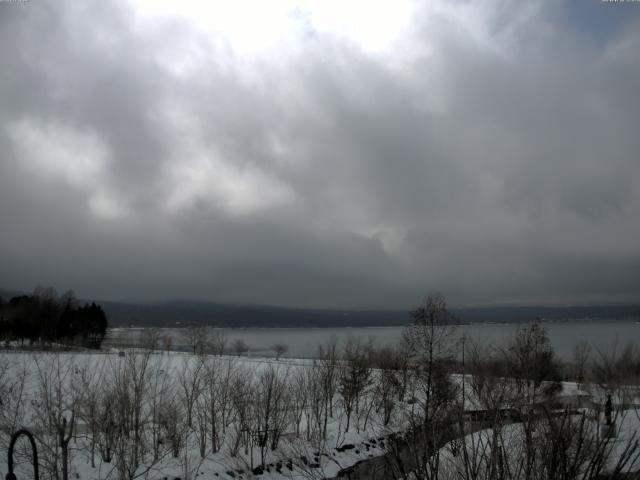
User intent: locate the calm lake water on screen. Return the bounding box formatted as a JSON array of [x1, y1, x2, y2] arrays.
[[105, 320, 640, 360]]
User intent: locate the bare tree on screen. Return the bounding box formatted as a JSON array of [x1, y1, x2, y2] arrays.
[[232, 338, 250, 356], [338, 337, 372, 433], [388, 294, 460, 480], [158, 396, 185, 458], [229, 368, 254, 458], [161, 334, 173, 352], [290, 368, 309, 438], [370, 346, 408, 426], [572, 339, 592, 385], [254, 365, 290, 465], [272, 342, 289, 360], [456, 341, 520, 480], [178, 356, 205, 430], [77, 358, 109, 468], [0, 355, 29, 453], [315, 338, 339, 439], [31, 354, 78, 480], [210, 329, 228, 356], [139, 328, 162, 351], [95, 382, 118, 464], [200, 356, 236, 454], [182, 324, 210, 355], [506, 322, 560, 407], [305, 361, 325, 442], [148, 355, 174, 461], [110, 349, 154, 480]]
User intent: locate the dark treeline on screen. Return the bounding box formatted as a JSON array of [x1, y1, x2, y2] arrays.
[[0, 286, 107, 348]]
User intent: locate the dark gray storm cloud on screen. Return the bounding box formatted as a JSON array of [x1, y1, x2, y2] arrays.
[[1, 0, 639, 308]]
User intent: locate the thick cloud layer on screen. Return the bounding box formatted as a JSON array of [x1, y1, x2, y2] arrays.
[[1, 0, 639, 308]]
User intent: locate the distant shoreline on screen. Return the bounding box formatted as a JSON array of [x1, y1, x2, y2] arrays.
[[107, 316, 640, 330]]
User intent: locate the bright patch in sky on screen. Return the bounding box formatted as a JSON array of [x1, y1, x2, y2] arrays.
[[6, 119, 126, 220], [133, 0, 415, 55], [165, 153, 296, 216], [7, 119, 107, 187]]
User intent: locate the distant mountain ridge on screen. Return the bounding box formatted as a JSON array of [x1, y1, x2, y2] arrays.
[[2, 289, 638, 328]]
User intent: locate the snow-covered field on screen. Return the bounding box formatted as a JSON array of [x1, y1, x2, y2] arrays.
[[0, 350, 404, 480], [0, 349, 639, 480]]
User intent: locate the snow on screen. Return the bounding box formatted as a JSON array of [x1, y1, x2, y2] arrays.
[[1, 350, 639, 480], [0, 351, 397, 480]]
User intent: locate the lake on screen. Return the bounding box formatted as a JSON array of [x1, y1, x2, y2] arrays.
[[104, 320, 640, 360]]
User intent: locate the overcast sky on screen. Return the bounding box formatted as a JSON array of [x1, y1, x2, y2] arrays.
[[1, 0, 639, 308]]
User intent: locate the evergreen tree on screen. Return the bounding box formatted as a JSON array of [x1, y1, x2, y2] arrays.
[[0, 288, 108, 349]]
